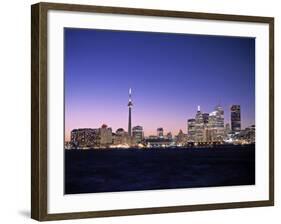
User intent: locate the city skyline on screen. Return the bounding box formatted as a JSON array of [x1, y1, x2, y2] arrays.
[[67, 96, 250, 140], [68, 98, 255, 149], [64, 28, 255, 141]]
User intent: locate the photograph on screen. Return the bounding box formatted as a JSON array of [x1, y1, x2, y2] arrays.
[[64, 28, 256, 194]]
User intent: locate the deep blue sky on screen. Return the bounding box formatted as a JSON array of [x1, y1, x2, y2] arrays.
[[64, 28, 255, 139]]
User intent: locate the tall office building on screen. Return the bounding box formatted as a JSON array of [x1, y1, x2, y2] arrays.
[[128, 88, 133, 136], [231, 105, 241, 132], [214, 105, 225, 140], [157, 128, 164, 138], [215, 105, 224, 129], [205, 105, 224, 142], [206, 111, 217, 142], [195, 106, 204, 142], [132, 126, 144, 143], [187, 118, 196, 142], [202, 113, 209, 125], [225, 123, 231, 135]]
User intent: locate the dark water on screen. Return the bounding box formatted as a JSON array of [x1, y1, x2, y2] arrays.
[[65, 145, 255, 194]]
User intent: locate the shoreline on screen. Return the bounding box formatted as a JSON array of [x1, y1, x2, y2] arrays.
[[65, 143, 255, 151]]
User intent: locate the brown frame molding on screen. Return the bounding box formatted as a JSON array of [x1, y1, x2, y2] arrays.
[[31, 2, 274, 221]]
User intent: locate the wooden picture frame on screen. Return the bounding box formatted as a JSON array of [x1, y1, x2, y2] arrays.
[[31, 2, 274, 221]]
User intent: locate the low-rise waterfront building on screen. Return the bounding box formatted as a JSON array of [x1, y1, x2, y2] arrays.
[[70, 128, 100, 149], [113, 128, 131, 146], [157, 127, 164, 138], [145, 138, 173, 148], [100, 124, 113, 146]]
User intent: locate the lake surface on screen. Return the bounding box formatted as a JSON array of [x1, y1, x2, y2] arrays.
[[65, 145, 255, 194]]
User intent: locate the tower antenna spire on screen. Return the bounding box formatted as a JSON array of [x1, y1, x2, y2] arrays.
[[129, 88, 132, 101]]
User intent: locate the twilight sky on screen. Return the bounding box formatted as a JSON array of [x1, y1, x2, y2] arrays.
[[64, 28, 255, 141]]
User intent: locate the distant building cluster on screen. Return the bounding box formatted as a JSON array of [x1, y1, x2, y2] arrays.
[[65, 89, 255, 150], [187, 104, 254, 145], [188, 105, 224, 143]]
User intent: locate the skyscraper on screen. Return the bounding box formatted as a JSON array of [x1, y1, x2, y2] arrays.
[[231, 105, 241, 132], [205, 105, 225, 142], [128, 88, 133, 136], [202, 113, 209, 124], [225, 123, 231, 135], [195, 106, 204, 142], [214, 105, 225, 140], [215, 105, 224, 129], [187, 118, 196, 142]]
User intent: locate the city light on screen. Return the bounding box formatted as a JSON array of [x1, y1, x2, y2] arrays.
[[65, 89, 255, 150]]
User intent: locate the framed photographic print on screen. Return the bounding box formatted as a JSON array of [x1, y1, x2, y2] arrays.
[[31, 2, 274, 221]]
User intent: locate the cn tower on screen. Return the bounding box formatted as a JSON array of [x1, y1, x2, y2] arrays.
[[128, 88, 133, 136]]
